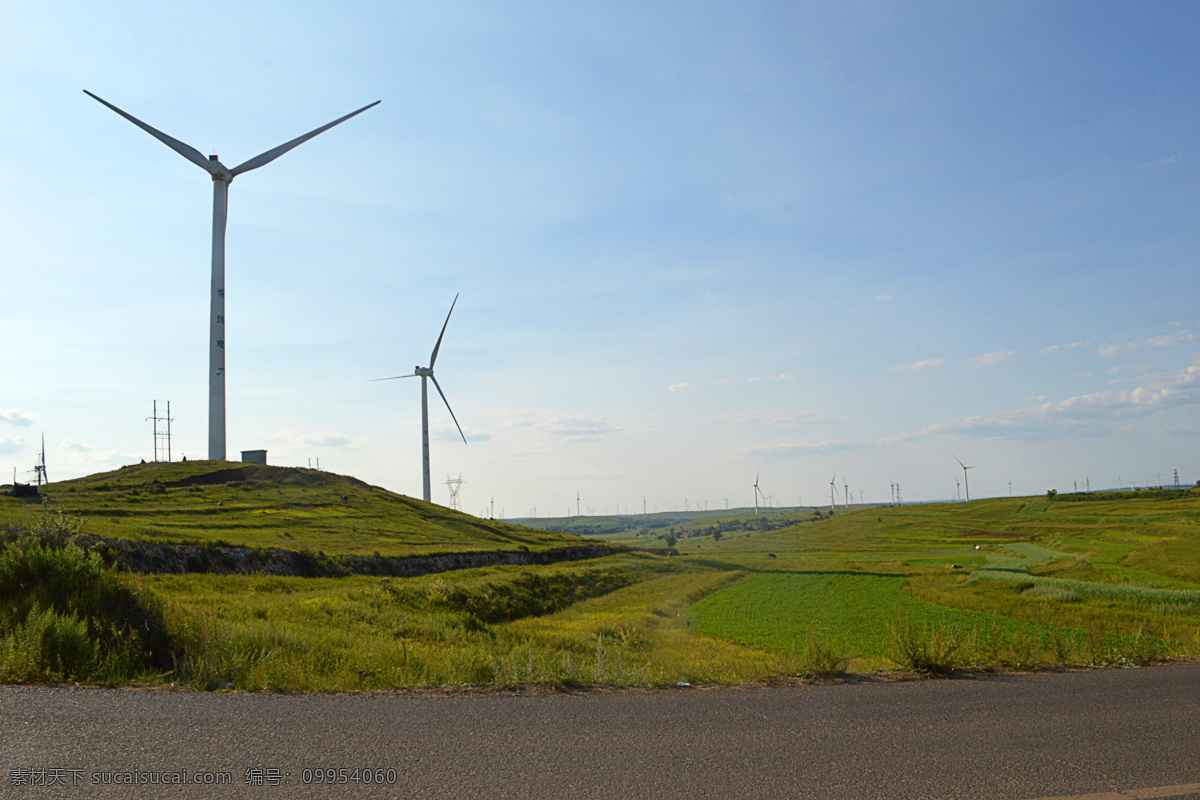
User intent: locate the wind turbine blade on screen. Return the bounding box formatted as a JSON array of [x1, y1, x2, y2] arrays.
[[84, 90, 218, 175], [430, 376, 467, 444], [368, 373, 418, 381], [953, 454, 966, 469], [429, 293, 459, 369], [230, 100, 380, 176]]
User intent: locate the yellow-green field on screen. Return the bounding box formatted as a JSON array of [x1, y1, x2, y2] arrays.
[[3, 465, 1200, 689]]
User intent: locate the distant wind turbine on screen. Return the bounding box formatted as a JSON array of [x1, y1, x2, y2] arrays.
[[33, 434, 48, 486], [85, 91, 379, 461], [955, 475, 961, 503], [829, 472, 837, 511], [954, 455, 976, 502], [843, 479, 849, 508], [372, 294, 467, 503], [753, 472, 765, 514]]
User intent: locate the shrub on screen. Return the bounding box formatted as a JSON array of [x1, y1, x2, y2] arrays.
[[795, 633, 849, 678], [884, 612, 961, 674], [0, 536, 172, 682]]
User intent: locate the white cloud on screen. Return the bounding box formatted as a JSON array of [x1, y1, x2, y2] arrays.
[[431, 420, 491, 443], [873, 295, 894, 302], [889, 365, 1200, 442], [301, 433, 354, 448], [269, 428, 367, 451], [714, 411, 841, 427], [668, 382, 695, 392], [0, 409, 38, 427], [970, 350, 1016, 368], [1098, 331, 1194, 357], [739, 440, 864, 456], [58, 440, 93, 453], [0, 436, 25, 455], [1143, 155, 1181, 168], [910, 358, 945, 372], [1042, 341, 1087, 354], [493, 410, 636, 444], [713, 378, 734, 386], [1020, 395, 1048, 403]]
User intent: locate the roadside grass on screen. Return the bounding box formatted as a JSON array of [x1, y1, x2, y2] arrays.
[[0, 534, 171, 683]]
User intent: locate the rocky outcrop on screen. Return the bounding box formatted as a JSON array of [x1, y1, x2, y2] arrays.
[[70, 534, 625, 578]]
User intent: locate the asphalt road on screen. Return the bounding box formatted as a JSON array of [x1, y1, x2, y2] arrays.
[[2, 664, 1199, 800]]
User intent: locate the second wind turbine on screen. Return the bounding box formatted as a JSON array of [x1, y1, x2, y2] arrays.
[[372, 294, 468, 503]]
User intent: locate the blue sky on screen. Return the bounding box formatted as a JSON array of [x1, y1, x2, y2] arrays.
[[2, 1, 1197, 515]]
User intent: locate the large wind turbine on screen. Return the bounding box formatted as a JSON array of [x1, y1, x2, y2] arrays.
[[954, 455, 976, 502], [85, 91, 379, 461], [372, 294, 467, 503], [753, 472, 765, 515]]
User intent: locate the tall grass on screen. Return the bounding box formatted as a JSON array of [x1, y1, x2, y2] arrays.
[[0, 532, 171, 683]]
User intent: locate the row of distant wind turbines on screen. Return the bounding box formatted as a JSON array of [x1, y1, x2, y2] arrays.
[[751, 455, 983, 514], [85, 92, 463, 503]]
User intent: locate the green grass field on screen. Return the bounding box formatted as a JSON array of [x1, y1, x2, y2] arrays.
[[3, 465, 1200, 689]]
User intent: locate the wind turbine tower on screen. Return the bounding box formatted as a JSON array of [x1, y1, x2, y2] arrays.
[[954, 455, 975, 502], [372, 294, 468, 503], [829, 472, 837, 511], [85, 92, 378, 461], [843, 479, 849, 508], [753, 472, 765, 514]]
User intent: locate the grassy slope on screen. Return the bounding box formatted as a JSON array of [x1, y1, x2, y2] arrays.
[[0, 461, 584, 557]]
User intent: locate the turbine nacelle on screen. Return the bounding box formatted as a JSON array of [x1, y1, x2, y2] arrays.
[[415, 366, 433, 377], [208, 156, 233, 184]]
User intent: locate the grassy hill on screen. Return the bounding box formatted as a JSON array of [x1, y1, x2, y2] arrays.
[[0, 460, 583, 557]]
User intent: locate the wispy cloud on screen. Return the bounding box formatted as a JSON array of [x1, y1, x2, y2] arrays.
[[0, 409, 38, 427], [432, 420, 491, 443], [0, 436, 25, 455], [1098, 331, 1194, 357], [58, 440, 93, 453], [1142, 155, 1181, 168], [739, 440, 864, 456], [713, 378, 734, 386], [873, 295, 894, 302], [494, 410, 636, 444], [970, 350, 1016, 368], [668, 382, 695, 392], [714, 411, 841, 427], [1042, 341, 1088, 354], [888, 365, 1200, 442], [270, 428, 367, 451], [301, 432, 354, 448], [889, 358, 946, 372]]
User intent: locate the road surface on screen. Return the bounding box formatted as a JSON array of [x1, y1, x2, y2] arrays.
[[2, 663, 1199, 799]]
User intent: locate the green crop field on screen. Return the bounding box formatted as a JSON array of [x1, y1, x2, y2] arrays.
[[3, 464, 1200, 690]]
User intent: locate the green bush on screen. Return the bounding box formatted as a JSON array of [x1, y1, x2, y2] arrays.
[[0, 536, 172, 682], [884, 612, 962, 674]]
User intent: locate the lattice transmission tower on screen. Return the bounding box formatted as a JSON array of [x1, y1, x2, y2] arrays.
[[445, 474, 465, 511]]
